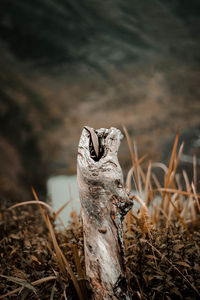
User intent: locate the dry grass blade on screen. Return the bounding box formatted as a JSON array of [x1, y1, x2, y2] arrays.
[[9, 200, 55, 214], [72, 244, 88, 300], [125, 154, 147, 191], [151, 162, 168, 174], [137, 154, 148, 166], [9, 198, 65, 227], [53, 200, 70, 220], [193, 154, 197, 189], [126, 167, 133, 192], [133, 141, 143, 198], [163, 131, 180, 218], [133, 195, 149, 215], [46, 216, 67, 277], [151, 173, 163, 226], [0, 276, 56, 299], [144, 162, 151, 207], [46, 216, 84, 300], [123, 126, 139, 192], [152, 204, 158, 225], [167, 193, 178, 223], [174, 174, 184, 212], [169, 142, 184, 187], [191, 182, 200, 212], [165, 130, 180, 188], [182, 171, 192, 220], [137, 164, 147, 186], [183, 170, 191, 192], [152, 173, 162, 192], [157, 188, 200, 198], [158, 131, 179, 221], [50, 282, 56, 300], [32, 187, 49, 228], [0, 274, 37, 295], [72, 244, 84, 279]]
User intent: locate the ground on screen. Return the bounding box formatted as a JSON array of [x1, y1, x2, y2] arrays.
[[0, 197, 199, 299]]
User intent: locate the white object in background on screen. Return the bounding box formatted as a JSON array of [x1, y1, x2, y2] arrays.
[[47, 175, 80, 225]]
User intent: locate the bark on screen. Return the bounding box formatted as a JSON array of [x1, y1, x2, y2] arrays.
[[77, 126, 133, 300]]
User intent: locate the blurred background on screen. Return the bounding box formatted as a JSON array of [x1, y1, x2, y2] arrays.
[[0, 0, 200, 206]]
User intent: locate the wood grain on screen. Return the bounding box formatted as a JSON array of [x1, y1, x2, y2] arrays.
[[77, 127, 133, 299]]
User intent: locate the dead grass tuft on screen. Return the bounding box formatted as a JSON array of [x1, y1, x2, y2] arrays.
[[123, 127, 200, 299]]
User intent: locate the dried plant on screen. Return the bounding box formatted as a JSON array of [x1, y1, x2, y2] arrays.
[[123, 127, 200, 299]]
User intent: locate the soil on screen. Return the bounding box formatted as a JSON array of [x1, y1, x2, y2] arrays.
[[0, 198, 199, 299]]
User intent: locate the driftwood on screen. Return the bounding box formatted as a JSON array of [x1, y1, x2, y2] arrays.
[[77, 126, 133, 300]]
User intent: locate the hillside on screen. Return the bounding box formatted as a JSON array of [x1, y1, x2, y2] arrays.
[[0, 0, 200, 200]]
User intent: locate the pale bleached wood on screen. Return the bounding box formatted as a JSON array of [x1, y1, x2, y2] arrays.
[[77, 127, 133, 300]]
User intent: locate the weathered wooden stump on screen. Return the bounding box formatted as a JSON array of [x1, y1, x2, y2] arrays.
[[77, 126, 133, 300]]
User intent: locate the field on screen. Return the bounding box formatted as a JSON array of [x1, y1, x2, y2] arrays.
[[0, 132, 199, 299]]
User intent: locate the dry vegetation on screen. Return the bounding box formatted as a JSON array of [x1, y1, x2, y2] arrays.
[[0, 130, 200, 299]]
